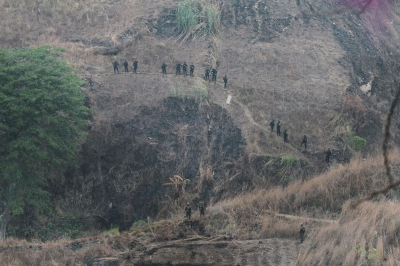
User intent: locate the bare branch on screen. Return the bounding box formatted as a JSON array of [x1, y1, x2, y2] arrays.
[[352, 85, 400, 208]]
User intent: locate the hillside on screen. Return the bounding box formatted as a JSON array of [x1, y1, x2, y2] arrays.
[[2, 0, 400, 265]]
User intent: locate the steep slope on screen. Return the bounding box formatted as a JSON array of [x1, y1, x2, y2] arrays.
[[2, 0, 400, 245]]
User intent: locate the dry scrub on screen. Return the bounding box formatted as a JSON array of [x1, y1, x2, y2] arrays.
[[0, 236, 117, 266], [219, 150, 400, 214], [204, 150, 400, 239], [297, 200, 400, 265]]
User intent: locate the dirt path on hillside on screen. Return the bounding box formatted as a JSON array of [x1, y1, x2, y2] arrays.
[[271, 212, 338, 224], [207, 82, 301, 157]]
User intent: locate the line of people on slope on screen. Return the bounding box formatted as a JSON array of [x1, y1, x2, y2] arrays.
[[166, 62, 228, 88], [173, 62, 194, 77], [113, 60, 138, 74], [112, 59, 228, 88], [270, 119, 333, 164], [184, 202, 205, 221]]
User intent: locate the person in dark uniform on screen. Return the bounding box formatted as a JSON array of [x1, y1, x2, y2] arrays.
[[88, 77, 93, 87], [113, 60, 119, 74], [190, 64, 194, 77], [205, 68, 210, 81], [299, 224, 306, 243], [211, 68, 218, 82], [207, 126, 212, 145], [185, 203, 192, 220], [199, 202, 205, 217], [176, 62, 181, 76], [325, 148, 332, 164], [133, 60, 138, 73], [123, 60, 129, 73], [276, 121, 281, 136], [223, 75, 228, 88], [182, 62, 187, 76], [270, 120, 275, 132], [283, 129, 288, 143], [161, 62, 167, 75], [301, 135, 308, 149]]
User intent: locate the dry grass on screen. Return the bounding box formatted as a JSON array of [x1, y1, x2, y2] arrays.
[[297, 200, 400, 265], [0, 235, 117, 266], [0, 0, 170, 41], [202, 150, 400, 240], [0, 0, 179, 73], [220, 149, 400, 213], [130, 219, 182, 240]]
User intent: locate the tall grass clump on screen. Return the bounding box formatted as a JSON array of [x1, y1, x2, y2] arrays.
[[176, 0, 221, 36], [192, 82, 208, 102], [102, 227, 120, 236], [177, 0, 199, 31]]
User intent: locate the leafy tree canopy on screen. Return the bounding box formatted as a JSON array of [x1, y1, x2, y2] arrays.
[[0, 46, 89, 236]]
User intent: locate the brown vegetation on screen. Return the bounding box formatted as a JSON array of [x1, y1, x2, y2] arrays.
[[212, 150, 400, 220], [0, 236, 117, 266], [2, 149, 400, 264], [298, 200, 400, 265]]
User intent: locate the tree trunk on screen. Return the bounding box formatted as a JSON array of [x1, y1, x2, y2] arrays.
[[0, 204, 10, 241], [1, 184, 16, 241]]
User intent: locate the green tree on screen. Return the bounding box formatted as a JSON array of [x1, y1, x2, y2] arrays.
[[0, 46, 89, 240]]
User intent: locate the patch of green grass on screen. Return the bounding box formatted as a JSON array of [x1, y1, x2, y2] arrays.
[[283, 156, 295, 165], [103, 227, 120, 236], [171, 83, 208, 102]]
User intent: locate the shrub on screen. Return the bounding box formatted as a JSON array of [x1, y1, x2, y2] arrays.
[[131, 220, 147, 228], [347, 135, 367, 152], [103, 227, 120, 236]]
